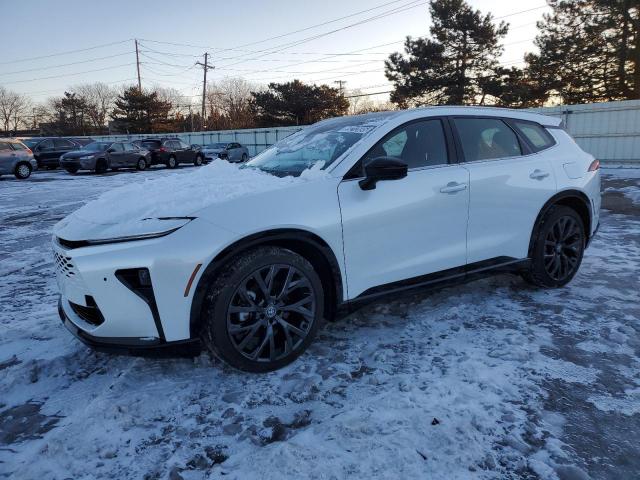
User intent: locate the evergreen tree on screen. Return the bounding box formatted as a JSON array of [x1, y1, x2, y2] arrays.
[[111, 87, 173, 133], [49, 92, 90, 136], [385, 0, 508, 106], [527, 0, 640, 103], [251, 80, 349, 126]]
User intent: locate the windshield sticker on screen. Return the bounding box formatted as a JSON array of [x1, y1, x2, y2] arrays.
[[337, 126, 376, 134]]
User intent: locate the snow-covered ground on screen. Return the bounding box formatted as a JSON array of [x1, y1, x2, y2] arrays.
[[1, 166, 639, 480]]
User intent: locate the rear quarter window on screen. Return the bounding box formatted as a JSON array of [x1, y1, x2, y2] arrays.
[[512, 121, 556, 152], [0, 142, 12, 151], [12, 142, 27, 150]]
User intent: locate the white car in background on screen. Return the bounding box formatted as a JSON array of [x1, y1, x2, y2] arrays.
[[53, 106, 601, 372]]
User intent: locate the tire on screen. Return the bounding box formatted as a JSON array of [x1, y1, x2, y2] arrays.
[[136, 158, 147, 171], [167, 156, 177, 169], [65, 167, 78, 174], [94, 159, 108, 174], [200, 246, 325, 372], [14, 162, 32, 179], [523, 205, 585, 288], [194, 154, 203, 166], [111, 167, 119, 172], [241, 153, 248, 162]]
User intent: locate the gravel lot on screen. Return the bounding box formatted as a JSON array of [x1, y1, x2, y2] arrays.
[[0, 166, 639, 480]]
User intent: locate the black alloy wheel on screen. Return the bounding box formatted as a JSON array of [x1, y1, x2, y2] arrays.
[[523, 205, 585, 288], [136, 158, 147, 170], [201, 246, 324, 372], [226, 264, 316, 363]]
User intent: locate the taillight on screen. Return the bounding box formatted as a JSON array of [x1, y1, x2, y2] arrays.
[[158, 147, 166, 152], [588, 159, 600, 172]]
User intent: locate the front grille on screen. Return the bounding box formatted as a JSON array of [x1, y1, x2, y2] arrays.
[[69, 298, 105, 326], [54, 251, 77, 278]]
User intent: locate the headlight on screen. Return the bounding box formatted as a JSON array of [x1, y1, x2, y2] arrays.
[[79, 155, 94, 160], [71, 217, 194, 246]]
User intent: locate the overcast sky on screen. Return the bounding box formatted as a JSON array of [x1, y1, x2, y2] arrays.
[[1, 0, 550, 104]]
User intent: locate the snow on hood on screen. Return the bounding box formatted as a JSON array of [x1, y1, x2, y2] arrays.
[[54, 161, 328, 240]]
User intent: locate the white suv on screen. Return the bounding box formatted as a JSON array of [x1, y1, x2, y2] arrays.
[[53, 107, 601, 372]]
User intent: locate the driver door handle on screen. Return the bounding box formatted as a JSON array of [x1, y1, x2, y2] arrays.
[[440, 182, 467, 194], [530, 169, 550, 180]]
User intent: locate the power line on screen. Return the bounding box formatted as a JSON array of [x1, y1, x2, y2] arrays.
[[0, 51, 135, 76], [1, 63, 137, 85], [0, 39, 132, 65]]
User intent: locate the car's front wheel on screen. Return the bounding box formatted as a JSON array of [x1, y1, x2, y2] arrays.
[[14, 162, 32, 179], [65, 167, 78, 174], [194, 154, 203, 166], [200, 246, 324, 372], [523, 205, 585, 288], [167, 155, 177, 169]]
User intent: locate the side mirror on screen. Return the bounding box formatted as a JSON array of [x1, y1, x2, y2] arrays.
[[359, 157, 408, 190], [106, 148, 116, 153]]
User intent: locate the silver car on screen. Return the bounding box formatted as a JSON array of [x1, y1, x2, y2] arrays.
[[201, 142, 249, 163], [0, 138, 38, 179]]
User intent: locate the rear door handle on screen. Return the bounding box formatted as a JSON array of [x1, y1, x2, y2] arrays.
[[530, 169, 550, 180], [440, 182, 467, 194]]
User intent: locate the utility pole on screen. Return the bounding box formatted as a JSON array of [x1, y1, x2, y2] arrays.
[[196, 52, 214, 130], [334, 80, 346, 96], [135, 39, 142, 91]]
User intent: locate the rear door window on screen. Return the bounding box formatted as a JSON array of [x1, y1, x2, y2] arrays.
[[511, 121, 556, 152], [0, 142, 12, 151], [453, 118, 522, 162], [111, 143, 124, 152], [54, 139, 75, 149]]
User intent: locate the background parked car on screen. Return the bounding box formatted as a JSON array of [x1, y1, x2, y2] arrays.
[[0, 138, 38, 179], [60, 141, 152, 174], [201, 142, 249, 162], [139, 138, 204, 168], [22, 137, 81, 169]]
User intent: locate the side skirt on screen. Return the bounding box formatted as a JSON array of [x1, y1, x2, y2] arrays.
[[339, 257, 530, 312]]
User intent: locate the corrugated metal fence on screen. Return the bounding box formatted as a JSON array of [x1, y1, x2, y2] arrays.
[[90, 99, 640, 165], [530, 99, 640, 166], [90, 126, 303, 157]]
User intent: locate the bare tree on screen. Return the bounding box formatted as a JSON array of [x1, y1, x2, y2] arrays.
[[348, 89, 376, 115], [0, 87, 31, 133], [73, 82, 117, 132], [206, 77, 257, 129]]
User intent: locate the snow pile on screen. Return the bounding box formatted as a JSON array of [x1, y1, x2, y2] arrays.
[[56, 161, 328, 233]]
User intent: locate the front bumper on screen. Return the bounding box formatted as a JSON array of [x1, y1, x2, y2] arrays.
[[52, 217, 236, 352], [58, 297, 199, 355], [60, 157, 96, 170]]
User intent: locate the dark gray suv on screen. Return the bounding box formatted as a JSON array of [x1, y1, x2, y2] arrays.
[[60, 141, 152, 174]]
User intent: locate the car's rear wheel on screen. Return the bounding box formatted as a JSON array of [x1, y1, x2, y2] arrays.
[[14, 163, 32, 179], [136, 158, 147, 171], [523, 205, 585, 288], [167, 155, 177, 169], [194, 154, 203, 166], [94, 159, 107, 174], [241, 153, 248, 162], [65, 167, 78, 174], [200, 246, 324, 372]]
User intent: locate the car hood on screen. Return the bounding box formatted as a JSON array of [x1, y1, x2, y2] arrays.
[[202, 148, 225, 154], [53, 160, 330, 241], [61, 150, 98, 159]]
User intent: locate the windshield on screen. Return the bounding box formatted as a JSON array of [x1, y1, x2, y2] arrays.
[[205, 143, 227, 149], [83, 142, 111, 152], [244, 113, 391, 176]]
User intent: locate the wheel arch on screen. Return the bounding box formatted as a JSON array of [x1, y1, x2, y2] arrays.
[[189, 228, 344, 338], [528, 189, 592, 257]]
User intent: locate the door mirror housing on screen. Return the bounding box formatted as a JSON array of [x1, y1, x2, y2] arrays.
[[359, 157, 408, 190], [106, 148, 116, 153]]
